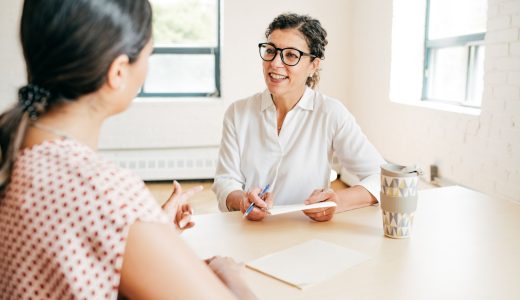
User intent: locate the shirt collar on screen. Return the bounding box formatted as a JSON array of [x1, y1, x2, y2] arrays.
[[260, 86, 315, 112]]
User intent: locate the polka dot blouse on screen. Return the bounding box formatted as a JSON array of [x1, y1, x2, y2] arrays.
[[0, 138, 169, 300]]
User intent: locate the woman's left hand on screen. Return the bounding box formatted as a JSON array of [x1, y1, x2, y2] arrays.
[[302, 188, 337, 222], [162, 180, 203, 231]]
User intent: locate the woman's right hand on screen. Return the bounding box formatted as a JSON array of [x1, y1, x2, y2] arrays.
[[205, 256, 256, 300], [241, 187, 273, 221], [226, 188, 273, 221], [162, 180, 203, 231]]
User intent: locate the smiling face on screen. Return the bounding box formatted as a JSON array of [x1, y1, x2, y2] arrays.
[[262, 29, 320, 102]]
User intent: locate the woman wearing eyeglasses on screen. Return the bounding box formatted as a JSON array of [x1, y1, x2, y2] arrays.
[[213, 13, 385, 222]]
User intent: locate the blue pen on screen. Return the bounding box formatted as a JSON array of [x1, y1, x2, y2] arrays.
[[243, 184, 270, 218]]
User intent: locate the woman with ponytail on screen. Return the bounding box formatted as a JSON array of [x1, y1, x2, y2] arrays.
[[0, 1, 254, 299]]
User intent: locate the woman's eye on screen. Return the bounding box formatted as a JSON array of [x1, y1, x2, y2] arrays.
[[286, 53, 298, 59]]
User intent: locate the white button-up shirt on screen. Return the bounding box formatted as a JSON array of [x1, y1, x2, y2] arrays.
[[213, 87, 386, 211]]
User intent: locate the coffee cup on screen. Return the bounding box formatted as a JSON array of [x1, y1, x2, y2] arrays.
[[380, 164, 421, 238]]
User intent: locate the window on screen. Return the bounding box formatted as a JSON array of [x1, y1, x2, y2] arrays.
[[140, 0, 220, 98], [422, 0, 487, 107]]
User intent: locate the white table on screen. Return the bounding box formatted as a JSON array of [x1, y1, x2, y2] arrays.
[[182, 186, 520, 299]]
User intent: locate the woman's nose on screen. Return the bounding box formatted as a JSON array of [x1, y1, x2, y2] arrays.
[[270, 50, 285, 67]]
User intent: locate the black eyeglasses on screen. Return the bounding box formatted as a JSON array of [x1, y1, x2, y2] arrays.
[[258, 43, 316, 66]]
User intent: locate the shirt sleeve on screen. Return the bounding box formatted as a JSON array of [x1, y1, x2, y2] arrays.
[[331, 103, 386, 202], [212, 104, 245, 211]]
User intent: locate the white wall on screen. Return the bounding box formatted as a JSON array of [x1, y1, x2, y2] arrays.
[[347, 0, 520, 203], [0, 0, 352, 158], [0, 0, 25, 113], [92, 0, 353, 149]]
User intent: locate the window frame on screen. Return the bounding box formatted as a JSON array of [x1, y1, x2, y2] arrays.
[[421, 0, 486, 107], [139, 0, 221, 98]]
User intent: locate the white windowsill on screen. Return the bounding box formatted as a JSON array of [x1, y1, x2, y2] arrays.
[[134, 96, 222, 103], [391, 98, 481, 116]]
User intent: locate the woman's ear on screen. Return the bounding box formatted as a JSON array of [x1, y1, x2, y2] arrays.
[[106, 54, 130, 91], [310, 58, 321, 75]]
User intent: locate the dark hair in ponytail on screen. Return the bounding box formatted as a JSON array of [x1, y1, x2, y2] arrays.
[[0, 0, 152, 192]]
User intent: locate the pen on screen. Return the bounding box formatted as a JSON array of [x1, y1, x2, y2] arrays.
[[243, 184, 270, 218]]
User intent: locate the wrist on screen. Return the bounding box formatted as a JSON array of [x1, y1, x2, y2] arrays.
[[226, 190, 244, 211]]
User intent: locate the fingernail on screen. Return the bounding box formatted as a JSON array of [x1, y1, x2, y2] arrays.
[[179, 218, 189, 228]]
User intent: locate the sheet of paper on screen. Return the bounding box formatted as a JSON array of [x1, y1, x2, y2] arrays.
[[246, 239, 370, 289], [267, 202, 337, 216]]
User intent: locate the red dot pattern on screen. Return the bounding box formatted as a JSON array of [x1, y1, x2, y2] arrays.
[[0, 139, 168, 299]]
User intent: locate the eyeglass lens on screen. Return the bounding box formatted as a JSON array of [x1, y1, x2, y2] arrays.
[[259, 44, 301, 66]]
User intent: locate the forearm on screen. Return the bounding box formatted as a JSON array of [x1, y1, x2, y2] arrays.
[[226, 190, 245, 211], [215, 272, 257, 300], [335, 185, 377, 212], [121, 222, 238, 300]]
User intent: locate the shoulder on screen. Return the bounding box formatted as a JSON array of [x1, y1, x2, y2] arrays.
[[45, 139, 159, 217], [224, 91, 265, 119], [313, 90, 354, 121], [227, 91, 264, 110], [59, 140, 144, 194]]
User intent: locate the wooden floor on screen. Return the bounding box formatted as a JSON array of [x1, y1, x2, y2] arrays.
[[146, 179, 349, 215]]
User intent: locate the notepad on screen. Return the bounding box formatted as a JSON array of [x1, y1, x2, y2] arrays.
[[267, 201, 337, 216], [246, 239, 370, 289]]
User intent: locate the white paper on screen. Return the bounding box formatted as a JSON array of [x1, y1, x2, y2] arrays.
[[267, 202, 337, 216], [247, 239, 370, 289]]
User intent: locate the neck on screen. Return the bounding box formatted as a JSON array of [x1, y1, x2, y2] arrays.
[[24, 95, 108, 150], [272, 86, 307, 135], [272, 86, 306, 114]]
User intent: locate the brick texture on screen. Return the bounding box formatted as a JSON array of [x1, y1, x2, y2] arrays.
[[462, 3, 520, 202]]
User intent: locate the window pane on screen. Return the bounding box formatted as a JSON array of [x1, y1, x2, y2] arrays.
[[427, 47, 468, 102], [144, 54, 216, 94], [466, 46, 485, 107], [151, 0, 217, 47], [428, 0, 487, 39]]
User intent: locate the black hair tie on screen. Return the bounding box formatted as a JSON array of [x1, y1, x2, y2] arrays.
[[18, 84, 51, 120]]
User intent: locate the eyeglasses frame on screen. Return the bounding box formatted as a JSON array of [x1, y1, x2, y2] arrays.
[[258, 42, 317, 66]]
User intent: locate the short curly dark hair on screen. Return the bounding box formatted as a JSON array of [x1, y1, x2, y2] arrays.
[[265, 13, 328, 88]]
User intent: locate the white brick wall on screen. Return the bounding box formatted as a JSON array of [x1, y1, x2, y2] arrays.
[[478, 1, 520, 202], [349, 0, 520, 204]]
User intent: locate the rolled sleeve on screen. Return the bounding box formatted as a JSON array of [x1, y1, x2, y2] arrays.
[[355, 173, 382, 203], [212, 177, 243, 212]]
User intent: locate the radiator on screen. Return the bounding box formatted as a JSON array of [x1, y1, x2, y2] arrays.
[[98, 146, 219, 181]]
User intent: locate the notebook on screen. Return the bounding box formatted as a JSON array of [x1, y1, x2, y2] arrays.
[[246, 239, 370, 289], [267, 201, 337, 216]]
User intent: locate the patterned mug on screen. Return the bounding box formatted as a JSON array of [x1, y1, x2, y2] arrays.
[[380, 164, 422, 238]]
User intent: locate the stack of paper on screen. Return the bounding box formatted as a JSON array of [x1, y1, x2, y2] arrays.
[[246, 239, 370, 289]]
